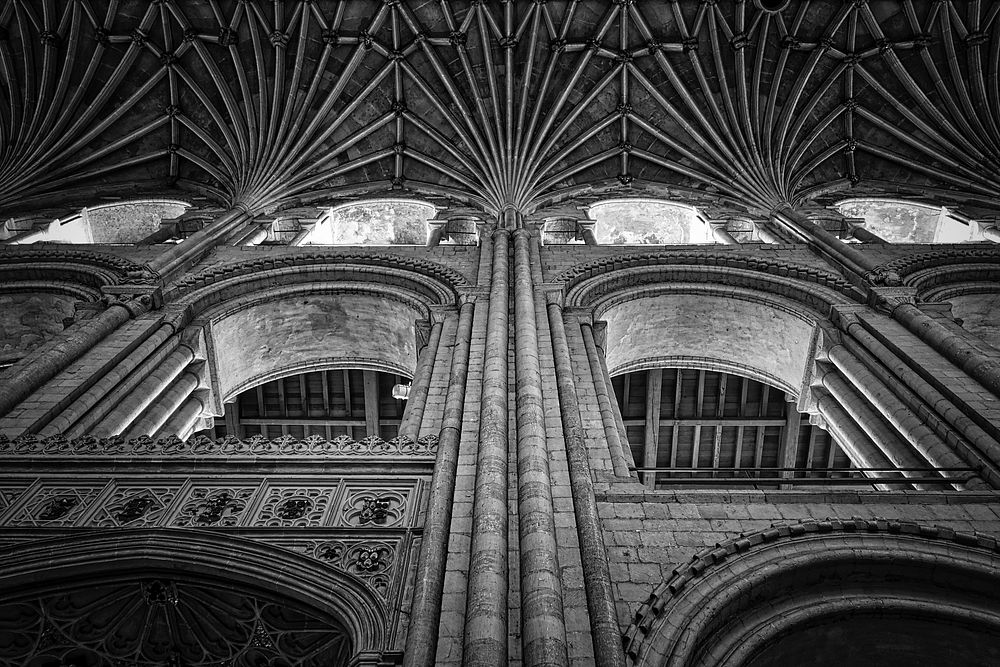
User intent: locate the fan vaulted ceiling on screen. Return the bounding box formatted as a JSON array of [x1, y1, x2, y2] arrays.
[[1, 0, 998, 218]]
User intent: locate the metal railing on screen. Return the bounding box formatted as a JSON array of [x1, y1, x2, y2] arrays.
[[631, 467, 979, 488]]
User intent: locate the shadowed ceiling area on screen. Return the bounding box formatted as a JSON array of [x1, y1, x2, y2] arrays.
[[2, 1, 999, 218]]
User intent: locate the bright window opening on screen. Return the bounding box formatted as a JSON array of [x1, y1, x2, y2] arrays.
[[835, 198, 982, 244], [305, 200, 436, 245], [13, 200, 189, 244], [587, 199, 711, 245]]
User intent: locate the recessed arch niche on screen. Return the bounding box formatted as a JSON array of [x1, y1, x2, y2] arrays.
[[599, 290, 818, 396], [206, 290, 424, 403]]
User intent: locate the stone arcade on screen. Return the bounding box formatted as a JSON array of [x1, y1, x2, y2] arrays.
[[2, 1, 1000, 665]]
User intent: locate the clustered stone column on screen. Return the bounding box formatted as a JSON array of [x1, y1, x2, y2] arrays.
[[399, 320, 444, 440], [463, 227, 511, 666], [512, 227, 569, 666], [546, 296, 628, 667], [404, 300, 475, 667]]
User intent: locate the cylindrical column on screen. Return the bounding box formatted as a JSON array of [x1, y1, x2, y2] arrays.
[[710, 222, 739, 245], [153, 390, 206, 440], [755, 221, 785, 244], [581, 322, 631, 477], [239, 225, 269, 246], [982, 225, 1000, 243], [64, 332, 181, 438], [772, 205, 878, 282], [91, 344, 195, 437], [546, 298, 627, 667], [427, 221, 448, 247], [850, 225, 887, 243], [512, 228, 569, 666], [288, 222, 315, 246], [39, 324, 176, 436], [399, 321, 444, 440], [137, 223, 179, 245], [819, 370, 933, 480], [812, 389, 901, 491], [404, 302, 474, 667], [827, 344, 978, 486], [148, 208, 251, 280], [0, 299, 147, 417], [123, 368, 201, 439], [842, 320, 1000, 482], [891, 302, 1000, 398], [463, 228, 510, 666], [578, 221, 598, 245]]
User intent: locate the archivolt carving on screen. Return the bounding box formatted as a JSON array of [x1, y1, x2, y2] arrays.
[[166, 251, 466, 309], [0, 433, 439, 458], [880, 245, 1000, 280], [557, 251, 862, 312], [624, 517, 1000, 666], [0, 246, 156, 287]]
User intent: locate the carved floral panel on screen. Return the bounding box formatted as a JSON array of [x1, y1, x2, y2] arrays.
[[253, 486, 337, 527], [87, 484, 183, 528], [5, 485, 106, 527], [169, 486, 259, 527]]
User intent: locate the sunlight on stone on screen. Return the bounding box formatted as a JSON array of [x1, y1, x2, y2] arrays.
[[307, 200, 436, 245], [588, 199, 710, 244], [836, 199, 981, 243], [17, 200, 189, 244]]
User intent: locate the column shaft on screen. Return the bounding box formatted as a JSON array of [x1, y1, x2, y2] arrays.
[[819, 370, 932, 477], [463, 229, 510, 666], [850, 225, 887, 243], [891, 302, 1000, 398], [148, 209, 251, 280], [812, 389, 900, 491], [512, 229, 569, 666], [39, 324, 175, 436], [153, 391, 205, 439], [123, 368, 201, 439], [546, 299, 627, 667], [0, 300, 145, 417], [404, 302, 474, 667], [828, 344, 977, 486], [580, 323, 631, 477], [91, 344, 195, 437], [842, 321, 1000, 483], [399, 321, 444, 440], [711, 224, 739, 245]]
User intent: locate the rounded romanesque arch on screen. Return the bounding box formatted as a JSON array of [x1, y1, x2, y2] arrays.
[[625, 519, 1000, 667], [0, 529, 389, 665], [560, 252, 862, 398], [166, 252, 466, 405]]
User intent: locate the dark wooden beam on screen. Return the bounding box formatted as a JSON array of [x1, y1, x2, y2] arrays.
[[643, 369, 662, 488], [364, 370, 380, 437]]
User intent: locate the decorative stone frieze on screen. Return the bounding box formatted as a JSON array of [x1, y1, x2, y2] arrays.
[[0, 433, 439, 458]]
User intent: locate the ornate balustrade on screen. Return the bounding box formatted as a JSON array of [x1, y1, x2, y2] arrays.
[[0, 433, 439, 458]]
